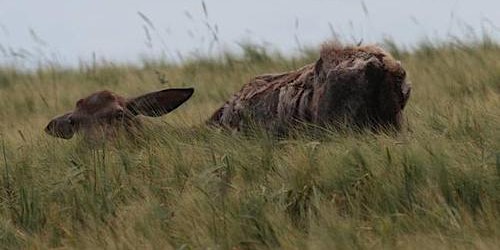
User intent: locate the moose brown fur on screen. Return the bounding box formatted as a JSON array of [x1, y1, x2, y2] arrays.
[[45, 88, 194, 139], [45, 43, 411, 140], [208, 43, 411, 134]]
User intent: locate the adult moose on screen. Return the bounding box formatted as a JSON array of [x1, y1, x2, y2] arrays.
[[45, 88, 194, 139], [208, 42, 411, 134], [45, 43, 411, 139]]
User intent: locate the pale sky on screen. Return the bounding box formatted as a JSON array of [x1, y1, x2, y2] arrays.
[[0, 0, 499, 67]]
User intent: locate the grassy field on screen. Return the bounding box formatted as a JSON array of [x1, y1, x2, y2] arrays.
[[0, 39, 499, 249]]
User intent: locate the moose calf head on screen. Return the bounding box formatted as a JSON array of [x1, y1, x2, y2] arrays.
[[45, 88, 194, 139]]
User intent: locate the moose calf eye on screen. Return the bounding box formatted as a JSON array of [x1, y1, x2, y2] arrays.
[[115, 110, 125, 117]]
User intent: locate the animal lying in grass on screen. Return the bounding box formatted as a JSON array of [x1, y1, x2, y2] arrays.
[[45, 43, 411, 139], [209, 42, 411, 134], [45, 88, 194, 139]]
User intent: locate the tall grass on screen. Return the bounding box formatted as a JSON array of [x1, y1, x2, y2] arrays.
[[0, 38, 499, 249]]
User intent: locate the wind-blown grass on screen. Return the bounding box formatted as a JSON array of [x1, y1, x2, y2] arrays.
[[0, 39, 499, 249]]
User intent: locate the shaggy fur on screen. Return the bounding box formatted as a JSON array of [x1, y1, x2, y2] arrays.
[[209, 43, 411, 134]]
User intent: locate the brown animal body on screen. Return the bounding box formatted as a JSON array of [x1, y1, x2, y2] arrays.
[[45, 43, 410, 140], [208, 43, 411, 134], [45, 88, 194, 139]]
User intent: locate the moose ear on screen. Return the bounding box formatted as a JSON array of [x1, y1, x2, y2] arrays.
[[126, 88, 194, 117], [45, 112, 76, 139]]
